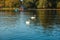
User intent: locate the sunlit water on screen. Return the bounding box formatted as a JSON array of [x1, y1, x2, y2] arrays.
[[0, 11, 60, 40]]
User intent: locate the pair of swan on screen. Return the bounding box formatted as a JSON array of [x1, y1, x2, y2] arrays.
[[26, 16, 36, 25]]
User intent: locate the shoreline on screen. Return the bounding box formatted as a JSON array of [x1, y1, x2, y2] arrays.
[[0, 8, 60, 11]]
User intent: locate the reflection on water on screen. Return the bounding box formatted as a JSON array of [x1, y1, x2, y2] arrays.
[[37, 10, 60, 28], [0, 10, 60, 40]]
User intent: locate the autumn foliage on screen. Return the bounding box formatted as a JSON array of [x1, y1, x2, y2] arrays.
[[0, 0, 60, 8]]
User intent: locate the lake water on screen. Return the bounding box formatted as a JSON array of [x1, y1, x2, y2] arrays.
[[0, 10, 60, 40]]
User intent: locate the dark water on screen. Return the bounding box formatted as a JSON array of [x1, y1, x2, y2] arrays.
[[0, 11, 60, 40]]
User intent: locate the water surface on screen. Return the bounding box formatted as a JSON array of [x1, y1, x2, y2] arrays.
[[0, 11, 60, 40]]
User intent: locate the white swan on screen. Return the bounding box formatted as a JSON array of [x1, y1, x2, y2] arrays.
[[30, 16, 36, 20], [26, 20, 30, 25]]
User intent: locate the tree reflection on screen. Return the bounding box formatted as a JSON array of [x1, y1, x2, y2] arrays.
[[37, 10, 56, 28]]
